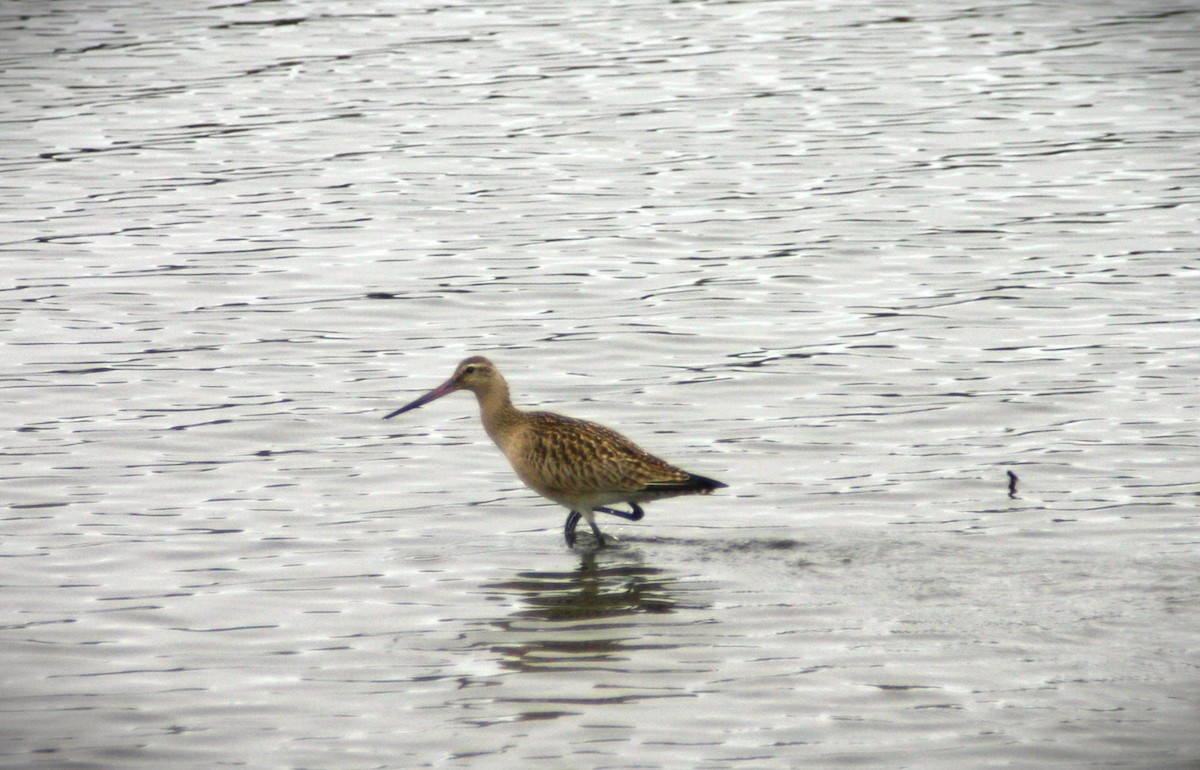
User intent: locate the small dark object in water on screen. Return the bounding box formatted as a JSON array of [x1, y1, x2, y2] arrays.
[[1007, 470, 1019, 498]]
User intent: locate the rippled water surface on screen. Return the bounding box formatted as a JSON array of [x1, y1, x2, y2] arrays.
[[3, 1, 1199, 768]]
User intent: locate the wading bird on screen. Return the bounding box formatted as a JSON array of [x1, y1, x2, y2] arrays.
[[384, 356, 726, 547]]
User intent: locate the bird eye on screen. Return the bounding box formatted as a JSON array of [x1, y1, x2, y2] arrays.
[[463, 365, 477, 374]]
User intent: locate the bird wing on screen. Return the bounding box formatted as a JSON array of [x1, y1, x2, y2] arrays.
[[518, 412, 688, 499]]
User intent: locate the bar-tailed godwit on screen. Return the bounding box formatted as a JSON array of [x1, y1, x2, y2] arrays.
[[384, 356, 726, 547]]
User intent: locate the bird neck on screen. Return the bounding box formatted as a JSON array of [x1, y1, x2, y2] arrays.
[[474, 376, 522, 445]]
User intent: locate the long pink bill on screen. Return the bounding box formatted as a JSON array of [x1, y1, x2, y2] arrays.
[[383, 379, 458, 419]]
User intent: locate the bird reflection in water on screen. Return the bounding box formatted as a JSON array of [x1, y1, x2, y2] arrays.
[[474, 550, 709, 674]]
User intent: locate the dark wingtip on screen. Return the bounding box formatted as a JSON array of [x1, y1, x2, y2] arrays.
[[687, 473, 728, 492], [643, 472, 727, 498]]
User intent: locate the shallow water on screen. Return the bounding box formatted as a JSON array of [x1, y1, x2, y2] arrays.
[[2, 1, 1199, 768]]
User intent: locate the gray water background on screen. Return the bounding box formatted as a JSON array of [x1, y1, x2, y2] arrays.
[[2, 1, 1198, 768]]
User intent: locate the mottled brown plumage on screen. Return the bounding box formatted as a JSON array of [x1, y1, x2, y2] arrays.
[[385, 356, 727, 547]]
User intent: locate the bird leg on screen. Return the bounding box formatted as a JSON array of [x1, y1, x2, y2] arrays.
[[587, 518, 607, 547], [564, 511, 581, 547], [564, 503, 642, 548], [595, 502, 644, 521], [563, 510, 608, 548]]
